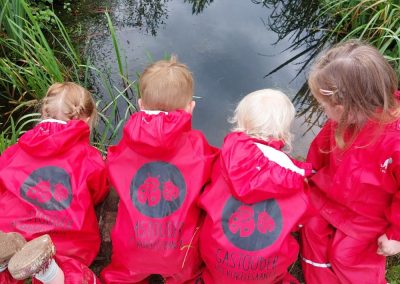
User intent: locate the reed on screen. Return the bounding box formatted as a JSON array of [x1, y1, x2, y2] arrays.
[[0, 0, 137, 153], [0, 113, 41, 153], [260, 0, 399, 126]]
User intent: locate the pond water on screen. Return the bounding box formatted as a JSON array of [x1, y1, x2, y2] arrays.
[[63, 0, 321, 157]]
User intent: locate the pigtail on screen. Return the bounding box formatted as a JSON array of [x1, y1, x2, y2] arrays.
[[40, 82, 97, 128]]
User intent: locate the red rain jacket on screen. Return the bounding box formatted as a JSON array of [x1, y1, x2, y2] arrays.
[[307, 118, 400, 241], [0, 120, 109, 284], [101, 110, 218, 284], [198, 132, 312, 284]]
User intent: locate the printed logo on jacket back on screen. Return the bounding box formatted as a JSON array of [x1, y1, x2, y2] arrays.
[[20, 166, 73, 211], [222, 197, 282, 251], [130, 161, 186, 218]]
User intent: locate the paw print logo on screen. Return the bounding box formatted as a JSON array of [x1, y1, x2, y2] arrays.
[[228, 205, 255, 237], [222, 197, 282, 251], [131, 162, 186, 218], [26, 180, 52, 203], [137, 176, 161, 206], [162, 180, 180, 201], [53, 183, 70, 203], [257, 211, 275, 234], [21, 166, 73, 211]]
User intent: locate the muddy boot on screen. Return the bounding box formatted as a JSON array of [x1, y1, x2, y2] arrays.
[[8, 234, 56, 280], [0, 231, 26, 272]]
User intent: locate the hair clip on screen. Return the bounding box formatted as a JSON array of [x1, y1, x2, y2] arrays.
[[319, 89, 334, 96]]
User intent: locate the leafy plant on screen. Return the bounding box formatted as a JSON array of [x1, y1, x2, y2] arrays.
[[0, 0, 138, 153], [0, 0, 82, 115], [0, 113, 41, 154], [258, 0, 400, 127]]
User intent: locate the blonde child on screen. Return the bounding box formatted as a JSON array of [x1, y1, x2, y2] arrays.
[[0, 82, 109, 284], [101, 56, 218, 283], [301, 40, 400, 283], [198, 89, 312, 283]]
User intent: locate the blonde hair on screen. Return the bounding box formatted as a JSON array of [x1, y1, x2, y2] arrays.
[[139, 55, 193, 111], [230, 89, 295, 148], [40, 82, 98, 128], [308, 40, 399, 148]]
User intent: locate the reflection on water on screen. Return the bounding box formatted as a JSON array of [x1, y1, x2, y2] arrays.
[[61, 0, 325, 157], [184, 0, 214, 14]]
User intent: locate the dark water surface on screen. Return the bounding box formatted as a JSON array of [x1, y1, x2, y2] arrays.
[[65, 0, 319, 157]]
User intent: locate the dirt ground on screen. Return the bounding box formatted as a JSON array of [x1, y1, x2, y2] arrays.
[[91, 189, 118, 276]]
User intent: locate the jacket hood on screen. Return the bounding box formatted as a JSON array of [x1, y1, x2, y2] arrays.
[[220, 132, 311, 203], [122, 110, 192, 155], [19, 119, 90, 157]]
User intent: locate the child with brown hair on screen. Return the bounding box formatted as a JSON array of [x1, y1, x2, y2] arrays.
[[301, 40, 400, 284], [101, 56, 218, 283], [198, 89, 312, 284], [0, 82, 109, 284]]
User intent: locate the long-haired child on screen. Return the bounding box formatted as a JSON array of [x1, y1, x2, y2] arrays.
[[301, 40, 400, 284]]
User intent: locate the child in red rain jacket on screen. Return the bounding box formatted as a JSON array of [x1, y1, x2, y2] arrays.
[[301, 40, 400, 284], [0, 82, 109, 284], [198, 89, 312, 284], [101, 56, 218, 284]]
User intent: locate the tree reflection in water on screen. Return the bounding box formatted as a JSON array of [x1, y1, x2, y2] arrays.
[[254, 0, 333, 128], [130, 0, 170, 36], [184, 0, 214, 14], [127, 0, 330, 127], [182, 0, 331, 127]]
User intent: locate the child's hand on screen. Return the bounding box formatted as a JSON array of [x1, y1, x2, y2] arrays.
[[377, 234, 400, 256]]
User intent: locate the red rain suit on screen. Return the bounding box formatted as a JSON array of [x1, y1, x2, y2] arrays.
[[198, 132, 312, 284], [101, 110, 218, 284], [0, 120, 109, 284], [301, 118, 400, 284]]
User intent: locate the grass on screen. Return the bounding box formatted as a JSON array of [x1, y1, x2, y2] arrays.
[[0, 113, 41, 153], [259, 0, 400, 126], [0, 0, 138, 153]]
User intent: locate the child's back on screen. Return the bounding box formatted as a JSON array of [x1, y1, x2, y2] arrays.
[[0, 82, 109, 284], [101, 56, 217, 284], [198, 90, 311, 284]]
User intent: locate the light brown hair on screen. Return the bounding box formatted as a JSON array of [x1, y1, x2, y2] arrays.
[[41, 82, 98, 128], [308, 40, 399, 148], [139, 55, 194, 111]]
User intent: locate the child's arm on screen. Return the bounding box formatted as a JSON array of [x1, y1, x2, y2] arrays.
[[86, 150, 110, 205], [306, 120, 334, 171], [0, 143, 19, 171], [222, 140, 310, 204], [379, 151, 400, 255]]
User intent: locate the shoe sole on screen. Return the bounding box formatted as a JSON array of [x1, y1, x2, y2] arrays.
[[8, 234, 55, 280], [0, 232, 26, 266]]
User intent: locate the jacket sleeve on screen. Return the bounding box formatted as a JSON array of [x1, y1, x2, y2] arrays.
[[223, 140, 309, 204], [0, 143, 19, 171], [86, 150, 110, 205], [385, 151, 400, 241], [307, 120, 334, 171], [202, 144, 219, 185], [293, 185, 319, 232], [0, 144, 20, 195], [191, 132, 220, 188]]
